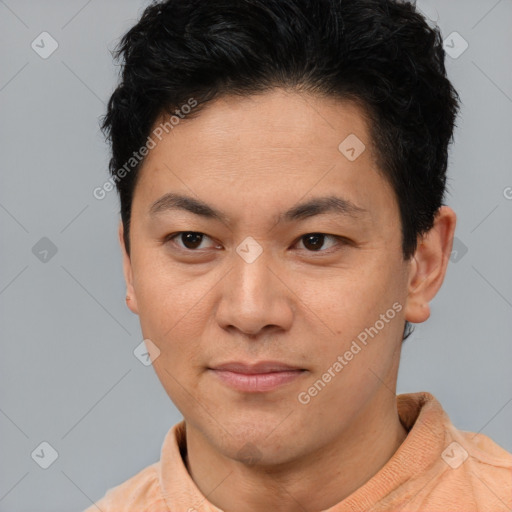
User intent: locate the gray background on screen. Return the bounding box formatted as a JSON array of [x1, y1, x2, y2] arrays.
[[1, 0, 511, 510]]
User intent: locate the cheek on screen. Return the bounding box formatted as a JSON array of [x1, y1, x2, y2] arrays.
[[298, 262, 399, 347], [133, 250, 205, 333], [133, 275, 208, 384]]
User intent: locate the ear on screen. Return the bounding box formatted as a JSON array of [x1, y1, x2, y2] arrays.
[[404, 206, 457, 324], [119, 221, 139, 315]]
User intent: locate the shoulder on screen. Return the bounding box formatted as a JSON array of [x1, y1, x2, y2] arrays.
[[427, 429, 512, 511], [393, 393, 512, 511], [83, 461, 168, 512], [458, 429, 512, 479]]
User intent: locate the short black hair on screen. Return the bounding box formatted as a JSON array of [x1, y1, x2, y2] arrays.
[[102, 0, 460, 342]]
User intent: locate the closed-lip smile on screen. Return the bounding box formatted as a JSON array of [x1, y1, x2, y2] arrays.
[[208, 361, 307, 392]]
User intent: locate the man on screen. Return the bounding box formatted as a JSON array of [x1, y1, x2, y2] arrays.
[[86, 0, 512, 510]]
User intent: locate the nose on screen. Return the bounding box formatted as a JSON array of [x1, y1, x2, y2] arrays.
[[215, 246, 294, 337]]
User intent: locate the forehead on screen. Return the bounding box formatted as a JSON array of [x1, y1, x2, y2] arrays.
[[149, 90, 375, 162], [132, 89, 397, 229]]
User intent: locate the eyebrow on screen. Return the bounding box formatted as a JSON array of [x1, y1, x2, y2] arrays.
[[148, 192, 368, 224]]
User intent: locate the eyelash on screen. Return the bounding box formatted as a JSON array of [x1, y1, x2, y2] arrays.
[[164, 231, 349, 254]]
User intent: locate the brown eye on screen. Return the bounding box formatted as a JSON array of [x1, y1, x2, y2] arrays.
[[302, 233, 326, 251], [167, 231, 217, 251], [297, 233, 346, 252], [180, 232, 204, 249]]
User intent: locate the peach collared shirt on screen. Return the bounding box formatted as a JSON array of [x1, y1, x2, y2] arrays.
[[84, 392, 512, 511]]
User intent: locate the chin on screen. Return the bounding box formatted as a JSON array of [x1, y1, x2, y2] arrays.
[[231, 442, 293, 467], [216, 427, 298, 467]]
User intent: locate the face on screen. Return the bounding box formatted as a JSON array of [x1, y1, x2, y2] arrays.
[[122, 89, 413, 465]]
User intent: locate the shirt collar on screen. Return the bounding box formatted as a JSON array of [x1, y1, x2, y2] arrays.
[[159, 392, 451, 511]]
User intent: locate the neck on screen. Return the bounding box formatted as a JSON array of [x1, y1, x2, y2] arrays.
[[184, 390, 408, 512]]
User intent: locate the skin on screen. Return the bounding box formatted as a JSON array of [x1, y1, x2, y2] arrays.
[[120, 88, 456, 512]]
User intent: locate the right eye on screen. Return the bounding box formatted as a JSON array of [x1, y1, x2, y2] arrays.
[[165, 231, 221, 251]]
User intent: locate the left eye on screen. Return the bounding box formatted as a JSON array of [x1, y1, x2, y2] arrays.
[[296, 233, 344, 252]]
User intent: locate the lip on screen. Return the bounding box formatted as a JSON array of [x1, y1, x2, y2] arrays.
[[211, 361, 304, 374], [208, 361, 306, 392]]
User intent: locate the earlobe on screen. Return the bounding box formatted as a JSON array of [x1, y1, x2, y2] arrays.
[[404, 206, 457, 325], [118, 221, 139, 315]]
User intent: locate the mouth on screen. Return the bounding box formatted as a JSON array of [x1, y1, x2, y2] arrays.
[[208, 361, 307, 393]]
